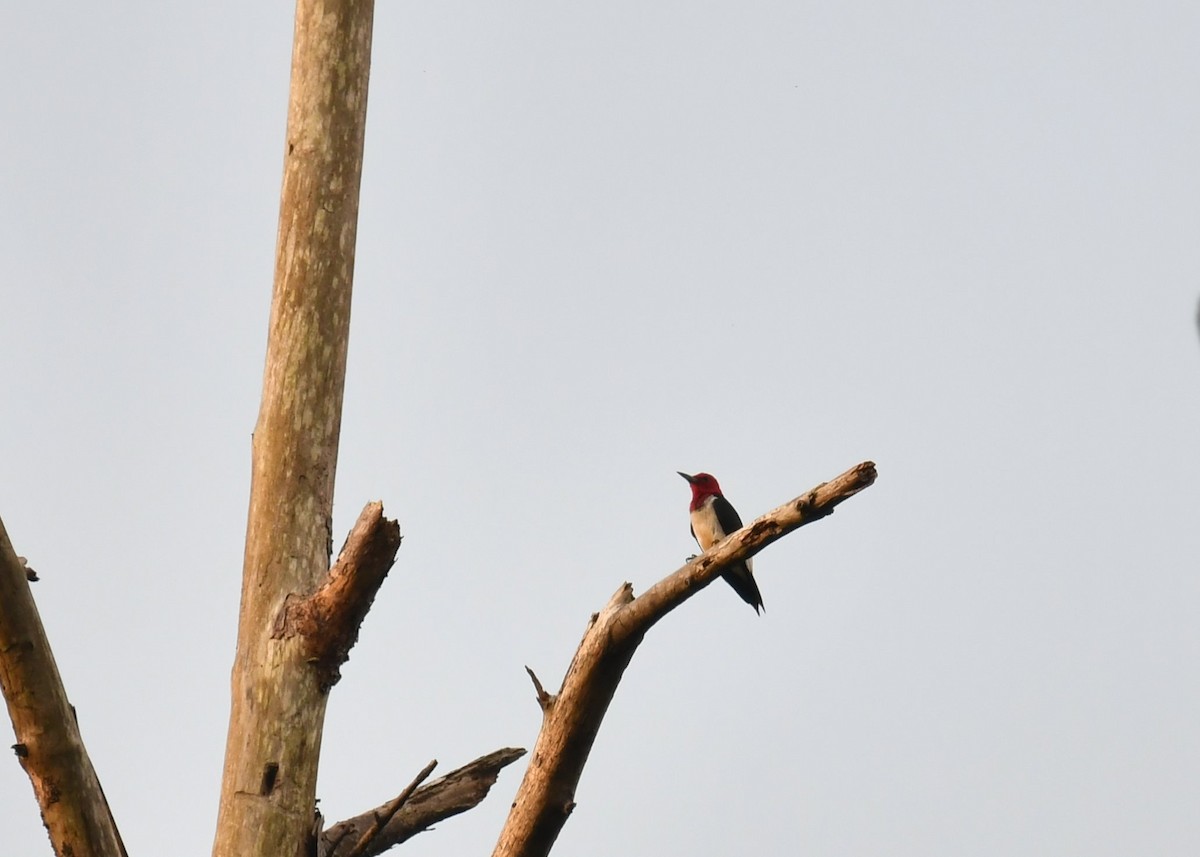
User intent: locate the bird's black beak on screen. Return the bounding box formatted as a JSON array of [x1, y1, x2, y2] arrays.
[[677, 471, 696, 484]]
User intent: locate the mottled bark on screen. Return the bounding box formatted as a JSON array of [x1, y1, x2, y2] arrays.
[[211, 1, 375, 855], [0, 517, 126, 857], [492, 462, 878, 857]]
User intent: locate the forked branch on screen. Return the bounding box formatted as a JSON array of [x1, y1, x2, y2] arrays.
[[341, 758, 437, 857], [320, 748, 528, 857]]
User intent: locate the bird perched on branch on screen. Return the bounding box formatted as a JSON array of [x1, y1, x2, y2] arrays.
[[678, 472, 764, 614]]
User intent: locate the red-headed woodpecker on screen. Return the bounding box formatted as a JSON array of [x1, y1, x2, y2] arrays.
[[678, 471, 764, 614]]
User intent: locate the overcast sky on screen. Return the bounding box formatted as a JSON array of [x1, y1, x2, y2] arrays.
[[3, 2, 1199, 856]]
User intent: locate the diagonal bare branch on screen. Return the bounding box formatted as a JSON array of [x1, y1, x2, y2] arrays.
[[0, 517, 127, 857], [492, 461, 877, 857], [621, 460, 877, 635]]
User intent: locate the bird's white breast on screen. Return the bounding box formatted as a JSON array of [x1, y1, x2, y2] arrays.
[[689, 496, 726, 550], [689, 496, 752, 571]]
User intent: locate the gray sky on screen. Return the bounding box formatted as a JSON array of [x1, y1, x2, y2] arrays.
[[3, 2, 1199, 855]]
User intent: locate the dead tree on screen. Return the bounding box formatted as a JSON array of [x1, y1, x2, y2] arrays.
[[208, 1, 518, 855], [0, 1, 878, 855], [0, 2, 520, 856]]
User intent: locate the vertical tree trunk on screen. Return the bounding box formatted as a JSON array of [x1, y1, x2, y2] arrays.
[[211, 2, 374, 855]]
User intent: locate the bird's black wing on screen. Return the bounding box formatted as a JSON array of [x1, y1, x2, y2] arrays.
[[712, 495, 744, 536], [712, 494, 763, 612]]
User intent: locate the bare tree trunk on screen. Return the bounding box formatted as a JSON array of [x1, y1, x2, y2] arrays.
[[211, 1, 374, 854], [0, 520, 126, 857], [5, 1, 877, 851]]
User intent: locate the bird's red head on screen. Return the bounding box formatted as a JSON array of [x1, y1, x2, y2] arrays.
[[678, 471, 723, 509]]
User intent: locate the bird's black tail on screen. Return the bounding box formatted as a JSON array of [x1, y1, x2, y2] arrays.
[[722, 563, 764, 615]]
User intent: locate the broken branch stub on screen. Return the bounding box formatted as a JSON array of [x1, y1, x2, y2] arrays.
[[274, 502, 402, 690]]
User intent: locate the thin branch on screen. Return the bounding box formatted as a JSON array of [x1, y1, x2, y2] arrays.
[[525, 666, 553, 710], [275, 502, 403, 690], [492, 461, 878, 857], [0, 516, 126, 857], [343, 759, 437, 857], [320, 748, 527, 857]]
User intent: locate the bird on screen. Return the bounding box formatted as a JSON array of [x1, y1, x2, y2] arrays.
[[678, 471, 764, 614]]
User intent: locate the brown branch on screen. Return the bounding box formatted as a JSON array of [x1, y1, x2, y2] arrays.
[[622, 461, 877, 634], [343, 759, 437, 857], [320, 748, 527, 857], [275, 502, 402, 690], [0, 516, 126, 857], [492, 461, 877, 857], [525, 666, 553, 710]]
